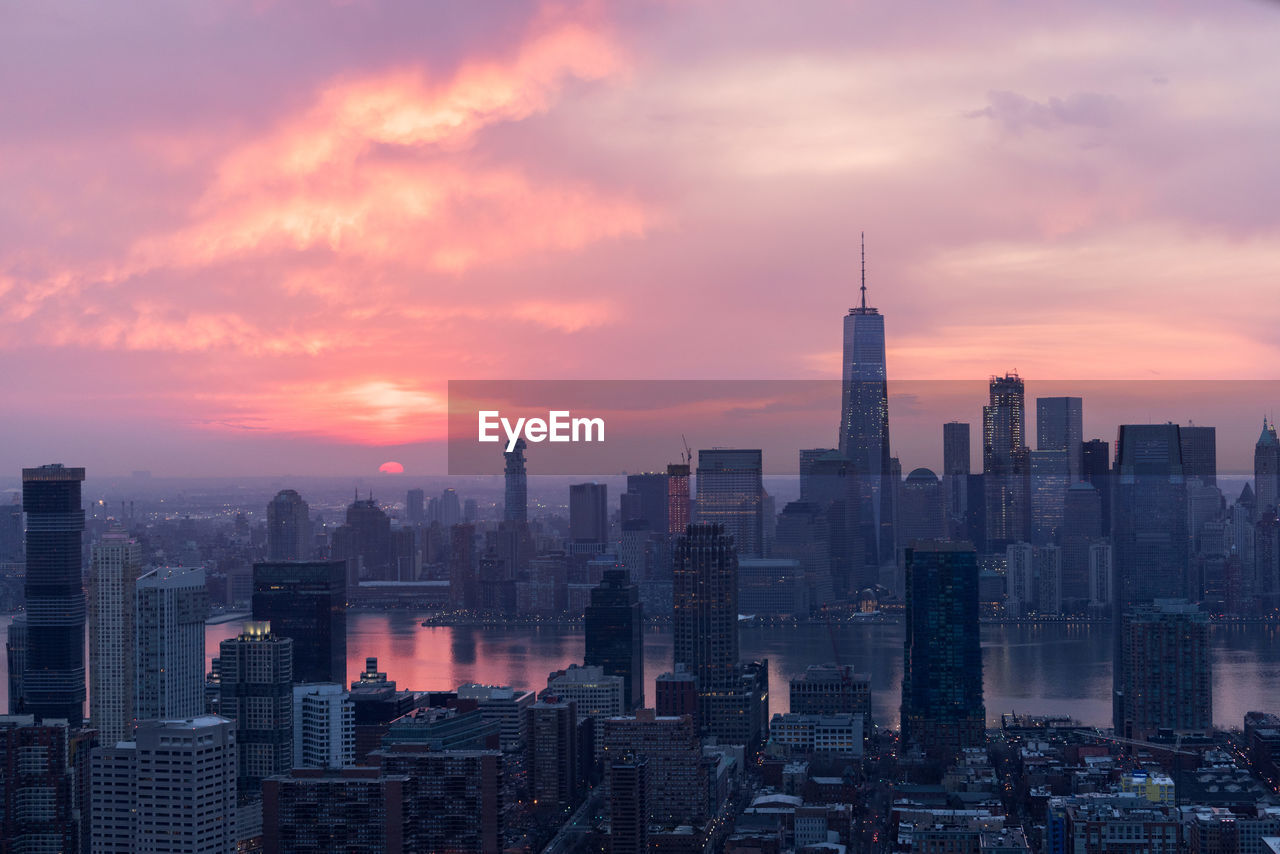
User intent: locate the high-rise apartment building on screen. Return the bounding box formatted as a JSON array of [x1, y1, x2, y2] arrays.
[[374, 747, 504, 853], [91, 716, 237, 854], [293, 683, 355, 769], [252, 559, 347, 685], [608, 755, 649, 854], [135, 566, 208, 722], [0, 715, 80, 851], [219, 622, 293, 794], [983, 376, 1029, 548], [90, 528, 142, 744], [695, 449, 764, 558], [666, 463, 691, 535], [405, 488, 425, 525], [525, 698, 579, 813], [789, 663, 872, 721], [601, 709, 707, 827], [262, 767, 410, 854], [1115, 599, 1212, 740], [266, 489, 311, 561], [838, 249, 895, 568], [901, 542, 984, 763], [584, 569, 644, 709], [21, 464, 86, 724], [5, 617, 26, 714]]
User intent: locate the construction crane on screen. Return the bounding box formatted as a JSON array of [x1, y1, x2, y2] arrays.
[[681, 434, 692, 467]]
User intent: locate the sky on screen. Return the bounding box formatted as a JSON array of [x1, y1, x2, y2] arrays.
[[2, 0, 1279, 477]]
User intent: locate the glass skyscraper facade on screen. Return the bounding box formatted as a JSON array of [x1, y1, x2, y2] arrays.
[[21, 464, 86, 725], [252, 559, 348, 686]]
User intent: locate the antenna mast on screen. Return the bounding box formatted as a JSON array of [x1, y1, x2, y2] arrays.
[[860, 231, 867, 310]]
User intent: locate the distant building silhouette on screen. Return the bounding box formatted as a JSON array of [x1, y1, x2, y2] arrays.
[[983, 375, 1029, 548], [695, 450, 764, 558], [267, 489, 311, 561], [943, 422, 971, 540], [1256, 417, 1279, 515], [569, 482, 609, 544], [1180, 424, 1217, 485], [332, 496, 393, 581], [504, 438, 528, 523], [1036, 396, 1083, 479]]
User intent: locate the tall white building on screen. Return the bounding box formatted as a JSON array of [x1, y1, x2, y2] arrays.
[[90, 716, 237, 854], [135, 567, 208, 722], [90, 529, 142, 744], [292, 683, 354, 769]]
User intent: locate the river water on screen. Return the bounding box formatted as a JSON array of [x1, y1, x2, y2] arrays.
[[4, 614, 1278, 729]]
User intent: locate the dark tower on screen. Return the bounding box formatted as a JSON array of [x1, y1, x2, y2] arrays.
[[504, 438, 528, 523], [673, 523, 738, 692], [252, 559, 347, 685], [21, 464, 86, 725], [584, 569, 644, 709], [901, 542, 984, 763]]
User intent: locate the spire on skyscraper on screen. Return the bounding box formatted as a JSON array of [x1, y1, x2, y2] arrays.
[[860, 231, 866, 310]]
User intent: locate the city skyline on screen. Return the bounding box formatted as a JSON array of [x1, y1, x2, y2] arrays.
[[3, 1, 1279, 476]]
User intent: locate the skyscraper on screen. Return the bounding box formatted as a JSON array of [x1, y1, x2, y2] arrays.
[[1112, 423, 1189, 733], [219, 622, 293, 794], [90, 529, 142, 745], [1060, 481, 1103, 605], [0, 497, 21, 565], [666, 463, 691, 535], [5, 617, 26, 714], [695, 449, 764, 558], [838, 242, 894, 568], [21, 464, 86, 725], [1180, 425, 1217, 485], [584, 569, 644, 709], [623, 472, 669, 532], [266, 489, 311, 561], [1256, 417, 1279, 515], [1036, 396, 1083, 479], [569, 482, 609, 544], [252, 559, 347, 685], [332, 496, 393, 581], [91, 716, 238, 854], [293, 683, 355, 769], [0, 716, 80, 851], [1082, 438, 1112, 536], [405, 488, 425, 524], [135, 566, 208, 722], [1029, 449, 1071, 545], [504, 437, 528, 523], [901, 542, 984, 763], [983, 375, 1029, 547], [1116, 599, 1212, 740], [943, 422, 971, 538], [608, 755, 649, 854], [525, 698, 579, 813], [673, 523, 739, 693]]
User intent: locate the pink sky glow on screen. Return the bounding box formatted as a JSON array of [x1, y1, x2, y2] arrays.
[[2, 1, 1279, 476]]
